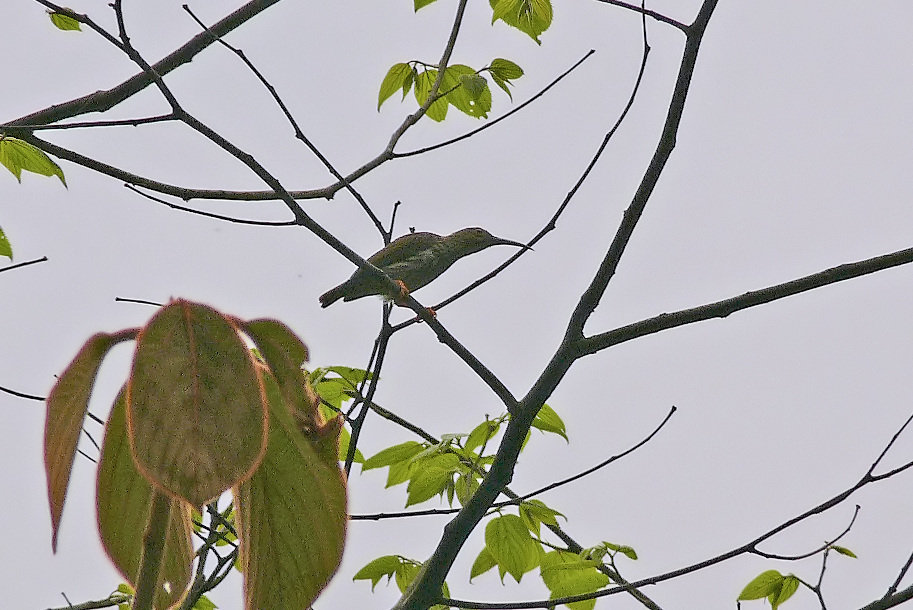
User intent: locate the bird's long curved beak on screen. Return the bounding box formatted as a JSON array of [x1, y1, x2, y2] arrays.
[[495, 238, 533, 251]]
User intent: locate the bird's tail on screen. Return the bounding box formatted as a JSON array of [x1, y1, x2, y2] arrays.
[[319, 286, 345, 308]]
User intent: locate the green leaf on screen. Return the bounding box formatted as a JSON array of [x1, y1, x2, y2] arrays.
[[465, 418, 501, 454], [531, 403, 568, 441], [470, 547, 497, 580], [45, 331, 119, 550], [770, 574, 800, 609], [97, 389, 194, 610], [378, 63, 414, 111], [236, 370, 347, 609], [832, 545, 857, 558], [485, 514, 540, 583], [414, 0, 438, 10], [540, 550, 610, 610], [601, 541, 638, 561], [0, 225, 11, 260], [444, 65, 491, 118], [490, 0, 552, 44], [414, 69, 449, 122], [353, 555, 403, 591], [489, 58, 524, 100], [363, 441, 425, 471], [191, 594, 218, 610], [48, 10, 82, 31], [386, 459, 415, 488], [129, 300, 268, 507], [0, 137, 66, 185], [454, 470, 480, 506], [405, 453, 460, 506], [738, 570, 786, 601], [519, 499, 565, 535], [490, 58, 524, 80]]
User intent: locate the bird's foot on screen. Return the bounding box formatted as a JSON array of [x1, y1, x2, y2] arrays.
[[392, 280, 410, 306]]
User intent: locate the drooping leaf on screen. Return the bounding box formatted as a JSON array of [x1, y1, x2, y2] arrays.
[[0, 137, 66, 185], [485, 514, 540, 582], [97, 389, 194, 609], [128, 300, 267, 507], [831, 545, 857, 558], [45, 331, 120, 550], [48, 10, 82, 31], [236, 370, 347, 610]]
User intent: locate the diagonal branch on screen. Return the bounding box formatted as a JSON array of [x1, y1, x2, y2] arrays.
[[579, 245, 913, 355], [10, 0, 282, 127]]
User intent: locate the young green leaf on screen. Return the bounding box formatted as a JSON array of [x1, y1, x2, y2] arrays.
[[466, 418, 502, 454], [0, 137, 67, 185], [470, 547, 497, 580], [444, 65, 492, 118], [48, 10, 82, 31], [831, 545, 857, 558], [378, 63, 414, 111], [540, 550, 610, 610], [485, 514, 540, 583], [490, 0, 553, 45], [414, 0, 438, 10], [490, 58, 524, 80], [363, 441, 425, 471], [489, 58, 524, 100], [601, 541, 638, 561], [353, 555, 404, 591], [0, 225, 11, 260], [414, 69, 449, 122], [519, 499, 565, 535], [405, 453, 460, 506], [738, 570, 786, 601], [531, 403, 568, 441]]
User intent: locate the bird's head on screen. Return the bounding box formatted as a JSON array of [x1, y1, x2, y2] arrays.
[[446, 227, 531, 256]]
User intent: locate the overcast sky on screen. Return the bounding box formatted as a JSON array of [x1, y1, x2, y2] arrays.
[[4, 1, 913, 609]]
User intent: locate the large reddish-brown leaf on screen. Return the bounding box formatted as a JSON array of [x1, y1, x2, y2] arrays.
[[236, 371, 347, 610], [45, 331, 118, 551], [127, 300, 267, 507], [97, 389, 193, 609]]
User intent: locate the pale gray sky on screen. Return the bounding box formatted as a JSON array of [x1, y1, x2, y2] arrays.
[[3, 1, 913, 609]]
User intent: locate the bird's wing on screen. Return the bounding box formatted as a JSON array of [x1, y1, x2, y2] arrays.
[[368, 232, 440, 268]]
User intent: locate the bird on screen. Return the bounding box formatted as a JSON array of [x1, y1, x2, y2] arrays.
[[319, 227, 530, 308]]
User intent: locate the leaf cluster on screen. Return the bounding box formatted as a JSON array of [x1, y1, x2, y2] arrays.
[[44, 300, 347, 609], [378, 59, 523, 122]]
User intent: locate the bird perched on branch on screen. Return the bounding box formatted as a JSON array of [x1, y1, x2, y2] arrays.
[[319, 227, 530, 308]]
